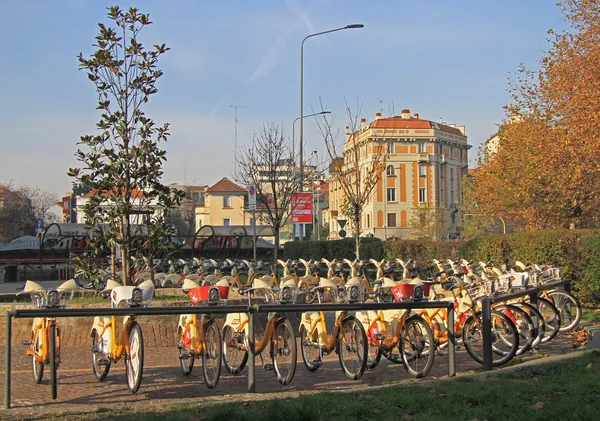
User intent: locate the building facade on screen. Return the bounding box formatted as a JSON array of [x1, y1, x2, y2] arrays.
[[194, 177, 251, 229], [328, 109, 470, 240]]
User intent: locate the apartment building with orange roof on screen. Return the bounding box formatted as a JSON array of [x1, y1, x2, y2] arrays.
[[328, 109, 471, 240]]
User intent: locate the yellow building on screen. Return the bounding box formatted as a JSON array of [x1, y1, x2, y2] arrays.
[[329, 109, 470, 240], [194, 177, 251, 228]]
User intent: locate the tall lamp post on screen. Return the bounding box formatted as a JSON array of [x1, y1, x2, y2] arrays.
[[292, 111, 331, 158], [299, 24, 364, 192]]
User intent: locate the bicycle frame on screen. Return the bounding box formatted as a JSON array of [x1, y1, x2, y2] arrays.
[[92, 315, 136, 361], [28, 317, 61, 365], [224, 310, 281, 354], [300, 310, 348, 353], [359, 309, 409, 351]]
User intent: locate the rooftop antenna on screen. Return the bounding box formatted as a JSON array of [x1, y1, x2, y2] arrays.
[[230, 104, 247, 165]]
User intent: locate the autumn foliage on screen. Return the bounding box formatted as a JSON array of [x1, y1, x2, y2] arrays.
[[467, 0, 600, 230]]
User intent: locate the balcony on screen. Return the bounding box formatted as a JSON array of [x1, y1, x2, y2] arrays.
[[417, 153, 429, 162]]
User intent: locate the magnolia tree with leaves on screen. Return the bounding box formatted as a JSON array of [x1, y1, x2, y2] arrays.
[[69, 6, 183, 284], [467, 0, 600, 230], [315, 98, 387, 259], [234, 123, 300, 263]]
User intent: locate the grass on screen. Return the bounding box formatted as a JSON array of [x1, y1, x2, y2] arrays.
[[582, 306, 600, 324], [16, 350, 600, 421]]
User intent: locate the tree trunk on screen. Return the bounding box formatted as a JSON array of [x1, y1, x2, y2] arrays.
[[354, 215, 361, 260], [273, 226, 280, 265]]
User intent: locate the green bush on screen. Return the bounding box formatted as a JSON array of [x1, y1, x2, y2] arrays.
[[580, 235, 600, 305], [283, 237, 383, 260], [383, 238, 462, 264]]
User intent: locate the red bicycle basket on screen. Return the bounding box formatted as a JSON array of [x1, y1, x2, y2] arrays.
[[391, 283, 431, 302], [188, 286, 230, 304]]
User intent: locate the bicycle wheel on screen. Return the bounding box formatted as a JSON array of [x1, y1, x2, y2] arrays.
[[125, 322, 144, 394], [535, 297, 561, 343], [337, 316, 367, 380], [513, 301, 545, 348], [179, 347, 194, 376], [91, 329, 111, 381], [32, 328, 44, 384], [547, 290, 581, 332], [462, 310, 519, 367], [222, 325, 248, 375], [366, 336, 382, 370], [49, 324, 58, 400], [273, 319, 296, 385], [400, 315, 435, 378], [494, 304, 535, 356], [300, 325, 322, 371], [202, 319, 222, 389]]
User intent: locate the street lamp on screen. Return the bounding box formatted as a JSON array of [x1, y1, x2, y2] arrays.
[[299, 24, 364, 192], [292, 111, 331, 158]]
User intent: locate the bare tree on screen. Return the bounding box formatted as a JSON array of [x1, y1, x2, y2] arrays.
[[234, 123, 300, 262], [315, 98, 387, 259], [0, 184, 58, 242]]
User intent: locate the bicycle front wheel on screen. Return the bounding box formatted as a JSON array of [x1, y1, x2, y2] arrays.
[[400, 315, 434, 378], [125, 322, 144, 394], [547, 290, 581, 332], [222, 325, 248, 375], [463, 310, 519, 367], [273, 319, 296, 385], [337, 316, 367, 380], [49, 324, 58, 400], [32, 327, 44, 384], [494, 304, 535, 356], [535, 297, 561, 343], [202, 319, 222, 389], [300, 325, 321, 372], [513, 301, 545, 348]]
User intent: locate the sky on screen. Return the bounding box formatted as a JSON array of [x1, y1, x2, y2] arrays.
[[0, 0, 568, 210]]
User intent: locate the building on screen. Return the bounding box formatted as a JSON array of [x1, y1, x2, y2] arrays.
[[328, 109, 471, 240], [194, 177, 251, 229]]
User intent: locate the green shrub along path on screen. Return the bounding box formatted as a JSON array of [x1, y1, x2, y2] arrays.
[[5, 351, 599, 421]]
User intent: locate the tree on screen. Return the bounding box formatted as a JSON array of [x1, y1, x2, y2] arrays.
[[407, 204, 451, 241], [69, 6, 183, 283], [316, 98, 387, 259], [467, 0, 600, 230], [234, 123, 300, 263], [0, 184, 58, 242]]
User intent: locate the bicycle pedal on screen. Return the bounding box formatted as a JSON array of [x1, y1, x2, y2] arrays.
[[312, 359, 323, 368], [263, 364, 274, 371], [374, 334, 384, 341], [21, 340, 33, 346], [234, 332, 245, 341], [97, 359, 110, 366]]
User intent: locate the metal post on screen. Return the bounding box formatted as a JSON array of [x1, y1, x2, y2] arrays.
[[4, 311, 13, 409], [481, 297, 493, 371], [447, 306, 456, 377], [248, 309, 256, 393], [252, 209, 257, 262]]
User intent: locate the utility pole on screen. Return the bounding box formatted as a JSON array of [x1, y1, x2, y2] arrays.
[[230, 105, 247, 165]]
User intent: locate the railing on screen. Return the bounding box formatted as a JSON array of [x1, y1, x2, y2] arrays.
[[479, 278, 570, 371], [4, 299, 456, 409]]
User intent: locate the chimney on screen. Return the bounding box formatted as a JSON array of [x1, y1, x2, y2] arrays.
[[401, 109, 410, 119], [375, 112, 382, 120], [413, 113, 419, 119], [361, 118, 367, 130], [345, 125, 350, 142]]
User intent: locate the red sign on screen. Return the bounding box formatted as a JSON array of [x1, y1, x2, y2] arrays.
[[62, 197, 70, 214], [291, 192, 313, 224]]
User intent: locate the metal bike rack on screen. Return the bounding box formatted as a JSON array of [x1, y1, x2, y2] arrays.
[[479, 279, 571, 371], [4, 300, 456, 409]]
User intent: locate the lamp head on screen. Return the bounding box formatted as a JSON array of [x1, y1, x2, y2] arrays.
[[346, 24, 364, 29]]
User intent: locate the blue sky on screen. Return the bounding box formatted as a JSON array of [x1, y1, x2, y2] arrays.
[[0, 0, 567, 204]]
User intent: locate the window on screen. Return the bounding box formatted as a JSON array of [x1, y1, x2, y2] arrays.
[[418, 143, 427, 153], [450, 168, 454, 180], [386, 165, 395, 176], [387, 142, 395, 155], [387, 213, 397, 228], [387, 188, 396, 202], [367, 214, 371, 228], [419, 188, 427, 203], [419, 165, 427, 177], [440, 167, 445, 178], [192, 192, 200, 202], [223, 218, 231, 226], [440, 188, 444, 203], [450, 190, 455, 204], [223, 195, 231, 207]]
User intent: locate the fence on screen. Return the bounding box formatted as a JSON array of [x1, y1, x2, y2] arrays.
[[4, 299, 456, 409]]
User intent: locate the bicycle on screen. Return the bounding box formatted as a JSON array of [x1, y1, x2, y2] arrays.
[[222, 277, 297, 385], [90, 279, 154, 393], [20, 279, 78, 399], [357, 278, 435, 378], [177, 278, 229, 388], [299, 277, 368, 380]]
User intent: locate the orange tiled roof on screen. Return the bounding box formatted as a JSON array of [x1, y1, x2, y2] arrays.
[[370, 116, 464, 136], [207, 177, 246, 193]]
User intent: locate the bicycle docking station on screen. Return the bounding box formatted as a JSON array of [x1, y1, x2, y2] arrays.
[[479, 278, 571, 371], [4, 299, 457, 409]]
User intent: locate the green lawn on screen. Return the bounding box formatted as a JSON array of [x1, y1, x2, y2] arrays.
[[20, 350, 600, 421]]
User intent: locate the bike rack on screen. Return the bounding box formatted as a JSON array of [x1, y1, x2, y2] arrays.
[[4, 300, 456, 409], [479, 279, 571, 371]]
